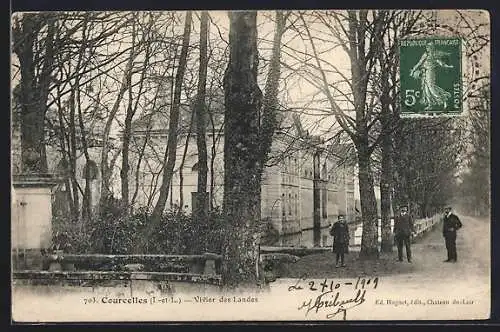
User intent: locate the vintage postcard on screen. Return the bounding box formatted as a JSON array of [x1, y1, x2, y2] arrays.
[[11, 9, 491, 322]]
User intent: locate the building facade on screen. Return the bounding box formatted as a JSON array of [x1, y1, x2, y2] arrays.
[[11, 86, 357, 237], [126, 107, 357, 237]]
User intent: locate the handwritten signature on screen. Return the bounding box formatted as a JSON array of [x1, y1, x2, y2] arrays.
[[289, 276, 378, 320], [298, 288, 367, 320]]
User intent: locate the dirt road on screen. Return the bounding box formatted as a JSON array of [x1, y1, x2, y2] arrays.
[[268, 215, 491, 320], [282, 215, 490, 282]]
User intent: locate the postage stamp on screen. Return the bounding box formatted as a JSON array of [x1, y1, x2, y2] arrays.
[[399, 37, 463, 117]]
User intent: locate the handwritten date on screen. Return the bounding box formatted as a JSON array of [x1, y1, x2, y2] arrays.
[[288, 277, 379, 292]]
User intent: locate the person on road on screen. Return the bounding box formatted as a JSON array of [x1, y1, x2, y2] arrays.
[[442, 206, 463, 263], [330, 214, 350, 268], [394, 205, 415, 263]]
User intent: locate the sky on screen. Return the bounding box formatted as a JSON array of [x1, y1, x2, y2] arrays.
[[10, 9, 491, 202], [11, 9, 490, 145]]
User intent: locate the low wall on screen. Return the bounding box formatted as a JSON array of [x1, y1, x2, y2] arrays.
[[12, 252, 224, 294], [353, 215, 441, 246], [411, 215, 442, 242], [260, 246, 330, 257]]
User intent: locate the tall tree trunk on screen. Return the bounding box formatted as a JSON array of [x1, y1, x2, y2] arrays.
[[194, 11, 210, 221], [258, 12, 286, 252], [73, 20, 93, 222], [259, 11, 285, 168], [121, 16, 151, 209], [130, 132, 149, 208], [98, 30, 137, 212], [313, 150, 321, 246], [121, 86, 135, 209], [208, 122, 223, 210], [208, 111, 224, 210], [150, 12, 192, 222], [357, 143, 379, 259], [349, 11, 379, 259], [55, 88, 77, 220], [379, 117, 393, 252], [209, 133, 217, 210], [68, 90, 81, 219], [130, 94, 157, 207], [179, 110, 195, 210], [195, 11, 209, 194], [14, 15, 56, 174], [76, 85, 93, 222], [379, 46, 393, 253], [222, 11, 263, 287]]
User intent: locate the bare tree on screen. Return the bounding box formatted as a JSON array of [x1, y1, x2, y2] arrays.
[[458, 84, 490, 216], [150, 12, 193, 225], [375, 11, 424, 252], [121, 13, 155, 208], [221, 10, 286, 286], [98, 23, 139, 212], [296, 10, 392, 259], [12, 12, 134, 175], [178, 110, 195, 210], [193, 11, 210, 220], [259, 11, 287, 173], [13, 13, 57, 173], [222, 11, 264, 286]]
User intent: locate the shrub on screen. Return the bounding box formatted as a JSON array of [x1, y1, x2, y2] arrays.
[[146, 208, 226, 254], [51, 215, 92, 253], [51, 197, 226, 255]]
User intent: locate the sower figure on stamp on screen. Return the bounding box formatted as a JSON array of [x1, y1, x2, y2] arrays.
[[443, 206, 462, 263], [330, 214, 350, 268], [394, 205, 415, 263]]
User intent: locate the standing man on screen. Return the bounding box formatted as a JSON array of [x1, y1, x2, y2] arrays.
[[394, 205, 415, 263], [443, 206, 462, 262]]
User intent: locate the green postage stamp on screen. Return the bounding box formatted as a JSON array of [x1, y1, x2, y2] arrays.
[[399, 37, 463, 117]]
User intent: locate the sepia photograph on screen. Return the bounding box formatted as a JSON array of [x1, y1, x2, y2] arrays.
[[10, 9, 491, 322]]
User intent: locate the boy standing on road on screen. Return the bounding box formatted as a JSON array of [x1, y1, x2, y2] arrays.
[[443, 206, 463, 263], [394, 205, 415, 263], [330, 214, 350, 268]]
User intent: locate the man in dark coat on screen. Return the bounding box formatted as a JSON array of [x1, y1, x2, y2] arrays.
[[442, 206, 463, 262], [330, 214, 350, 268], [394, 205, 415, 263]]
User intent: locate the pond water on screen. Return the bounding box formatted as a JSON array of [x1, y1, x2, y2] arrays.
[[270, 223, 361, 248], [270, 219, 395, 248]]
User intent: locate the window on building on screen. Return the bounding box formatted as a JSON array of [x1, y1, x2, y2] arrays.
[[288, 193, 292, 215]]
